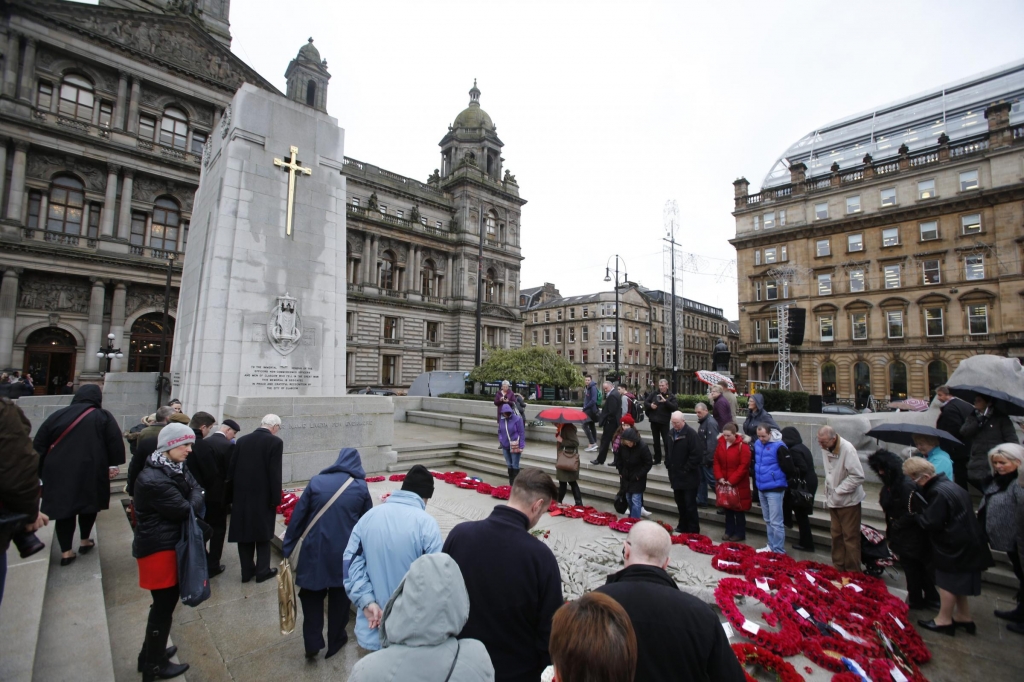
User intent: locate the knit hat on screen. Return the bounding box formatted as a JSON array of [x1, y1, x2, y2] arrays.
[[401, 464, 435, 499], [620, 414, 635, 427], [620, 427, 641, 444], [155, 423, 196, 454]]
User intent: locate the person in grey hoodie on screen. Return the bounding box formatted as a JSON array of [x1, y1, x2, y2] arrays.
[[349, 553, 494, 682]]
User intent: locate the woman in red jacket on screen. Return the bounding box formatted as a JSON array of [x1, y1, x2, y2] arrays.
[[713, 422, 752, 542]]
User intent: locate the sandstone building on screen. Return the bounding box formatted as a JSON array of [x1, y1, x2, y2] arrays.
[[0, 0, 523, 394], [731, 61, 1024, 407]]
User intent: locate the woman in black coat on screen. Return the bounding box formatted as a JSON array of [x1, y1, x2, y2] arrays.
[[133, 423, 204, 681], [904, 458, 994, 636], [32, 384, 126, 565], [617, 428, 652, 519], [869, 450, 938, 610], [781, 427, 817, 552]]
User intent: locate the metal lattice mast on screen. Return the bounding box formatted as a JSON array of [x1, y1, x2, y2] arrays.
[[764, 265, 812, 391], [776, 304, 790, 391], [663, 201, 683, 393]]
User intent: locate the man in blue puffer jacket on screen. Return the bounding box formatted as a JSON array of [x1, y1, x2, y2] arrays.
[[752, 425, 796, 553], [343, 465, 443, 651], [283, 448, 373, 659]]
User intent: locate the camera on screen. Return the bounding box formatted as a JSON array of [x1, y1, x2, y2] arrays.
[[11, 530, 45, 558]]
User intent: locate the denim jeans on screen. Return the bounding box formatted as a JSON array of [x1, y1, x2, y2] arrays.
[[694, 465, 717, 505], [628, 493, 643, 519], [759, 490, 786, 553], [724, 510, 746, 540], [502, 447, 521, 469]]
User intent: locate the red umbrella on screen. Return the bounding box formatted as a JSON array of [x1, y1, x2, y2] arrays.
[[889, 398, 930, 412], [536, 407, 590, 424], [694, 370, 735, 392]]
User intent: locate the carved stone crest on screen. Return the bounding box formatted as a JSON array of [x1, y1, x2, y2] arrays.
[[220, 105, 231, 139], [267, 293, 302, 356]]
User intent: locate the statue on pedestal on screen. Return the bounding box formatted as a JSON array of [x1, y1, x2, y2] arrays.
[[712, 339, 731, 374]]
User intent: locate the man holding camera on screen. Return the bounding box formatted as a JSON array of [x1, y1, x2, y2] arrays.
[[643, 379, 677, 466]]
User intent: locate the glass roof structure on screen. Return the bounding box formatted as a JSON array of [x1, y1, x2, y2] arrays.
[[761, 59, 1024, 190]]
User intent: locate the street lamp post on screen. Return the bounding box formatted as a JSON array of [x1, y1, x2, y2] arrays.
[[604, 255, 628, 382], [95, 332, 123, 374], [156, 253, 175, 411]]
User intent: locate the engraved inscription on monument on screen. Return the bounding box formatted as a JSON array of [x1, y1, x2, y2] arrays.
[[244, 365, 319, 389]]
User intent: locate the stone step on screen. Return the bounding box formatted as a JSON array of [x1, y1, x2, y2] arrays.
[[32, 521, 117, 682], [407, 410, 559, 443], [0, 522, 55, 682]]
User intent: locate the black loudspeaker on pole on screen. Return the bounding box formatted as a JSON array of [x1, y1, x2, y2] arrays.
[[786, 308, 806, 346]]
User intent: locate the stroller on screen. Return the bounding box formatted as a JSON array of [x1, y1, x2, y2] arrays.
[[860, 523, 894, 577]]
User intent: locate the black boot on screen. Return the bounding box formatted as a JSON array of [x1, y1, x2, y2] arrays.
[[142, 627, 189, 681], [137, 646, 178, 673], [510, 468, 519, 486], [557, 484, 566, 504], [572, 482, 583, 506], [507, 467, 515, 486]]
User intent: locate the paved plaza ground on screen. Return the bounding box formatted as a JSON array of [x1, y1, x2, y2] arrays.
[[79, 421, 1024, 681]]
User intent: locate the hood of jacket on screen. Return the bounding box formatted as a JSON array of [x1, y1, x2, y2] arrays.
[[781, 426, 802, 448], [750, 393, 765, 414], [72, 384, 103, 408], [320, 447, 366, 479], [867, 449, 904, 487], [500, 403, 514, 416], [380, 553, 469, 648]]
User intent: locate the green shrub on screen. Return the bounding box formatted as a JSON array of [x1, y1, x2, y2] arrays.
[[789, 391, 810, 413], [675, 394, 712, 410], [754, 389, 810, 412]]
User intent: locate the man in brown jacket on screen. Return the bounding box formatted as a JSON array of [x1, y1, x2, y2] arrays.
[[0, 398, 49, 605]]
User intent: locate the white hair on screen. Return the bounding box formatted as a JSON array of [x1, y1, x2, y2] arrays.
[[261, 414, 282, 428], [501, 380, 510, 388], [670, 410, 685, 424], [988, 442, 1024, 474]]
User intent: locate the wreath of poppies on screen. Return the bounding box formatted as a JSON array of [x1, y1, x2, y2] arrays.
[[490, 485, 511, 500], [388, 473, 406, 482], [609, 517, 639, 533], [673, 533, 716, 554], [730, 643, 805, 682], [562, 505, 594, 519], [583, 510, 618, 526], [475, 483, 493, 494], [711, 543, 752, 574], [715, 578, 804, 656], [365, 475, 386, 483]]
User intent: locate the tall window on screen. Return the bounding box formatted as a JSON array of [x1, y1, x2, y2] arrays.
[[851, 312, 868, 340], [889, 361, 908, 401], [485, 211, 497, 241], [150, 198, 181, 251], [854, 362, 871, 409], [381, 356, 398, 385], [27, 190, 42, 229], [46, 175, 86, 234], [918, 179, 936, 200], [967, 304, 989, 335], [379, 250, 396, 290], [484, 268, 497, 303], [815, 202, 828, 220], [928, 361, 948, 398], [881, 228, 899, 247], [139, 115, 157, 142], [924, 307, 944, 337], [531, 330, 538, 346], [420, 258, 436, 296], [821, 362, 837, 403], [847, 234, 863, 252], [160, 107, 189, 149], [816, 239, 830, 257], [923, 259, 941, 285], [849, 269, 865, 293], [886, 310, 904, 338], [581, 326, 588, 342], [965, 255, 985, 280], [58, 74, 94, 121], [819, 316, 834, 341], [130, 211, 147, 246], [846, 196, 861, 214], [959, 170, 979, 192], [425, 357, 440, 372], [919, 221, 938, 241], [426, 322, 439, 343], [191, 131, 207, 155], [383, 316, 398, 340], [37, 81, 54, 110], [765, 280, 778, 301], [763, 212, 776, 229], [880, 187, 897, 207], [767, 318, 779, 342], [883, 264, 901, 289], [961, 214, 981, 235], [817, 273, 832, 296]]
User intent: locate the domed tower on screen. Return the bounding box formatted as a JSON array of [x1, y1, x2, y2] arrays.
[[285, 38, 331, 112], [439, 80, 504, 181]]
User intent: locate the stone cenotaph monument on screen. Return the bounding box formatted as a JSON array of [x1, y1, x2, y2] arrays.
[[171, 79, 395, 478]]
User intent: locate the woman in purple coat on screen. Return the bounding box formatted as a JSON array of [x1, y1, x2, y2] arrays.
[[497, 404, 526, 485]]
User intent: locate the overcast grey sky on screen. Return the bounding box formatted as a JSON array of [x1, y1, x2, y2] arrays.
[[221, 1, 1024, 318]]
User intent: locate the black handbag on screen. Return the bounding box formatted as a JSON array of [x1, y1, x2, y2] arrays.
[[613, 486, 628, 514], [790, 479, 815, 512]]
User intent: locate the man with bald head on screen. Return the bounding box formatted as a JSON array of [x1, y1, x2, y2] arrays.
[[817, 425, 865, 572], [597, 521, 745, 681]]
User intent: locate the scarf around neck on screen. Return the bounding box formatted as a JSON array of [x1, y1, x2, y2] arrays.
[[150, 451, 184, 474]]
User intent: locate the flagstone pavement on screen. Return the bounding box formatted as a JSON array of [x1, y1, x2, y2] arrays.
[[94, 422, 1023, 681]]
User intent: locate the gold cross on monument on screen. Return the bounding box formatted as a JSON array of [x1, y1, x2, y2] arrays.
[[273, 145, 312, 236]]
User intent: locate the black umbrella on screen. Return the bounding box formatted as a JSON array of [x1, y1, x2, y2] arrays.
[[866, 423, 963, 451], [948, 385, 1024, 417]]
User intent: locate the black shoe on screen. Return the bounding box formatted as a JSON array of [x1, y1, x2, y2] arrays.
[[138, 647, 178, 672], [673, 526, 684, 533], [994, 605, 1024, 623], [953, 620, 977, 635], [917, 619, 955, 636], [254, 568, 278, 583], [652, 460, 661, 466], [791, 544, 814, 552], [573, 498, 583, 506], [325, 636, 348, 659], [590, 459, 603, 465], [716, 508, 726, 515], [305, 650, 319, 660], [78, 540, 95, 555], [608, 461, 618, 467], [208, 564, 226, 578], [241, 574, 254, 583], [60, 554, 77, 566], [12, 532, 45, 559], [143, 660, 190, 681], [1008, 622, 1024, 635]]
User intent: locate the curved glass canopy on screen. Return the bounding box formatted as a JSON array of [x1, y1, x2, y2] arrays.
[[762, 59, 1024, 190]]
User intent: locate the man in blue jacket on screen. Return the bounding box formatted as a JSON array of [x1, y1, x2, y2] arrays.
[[283, 448, 373, 660], [343, 464, 442, 651]]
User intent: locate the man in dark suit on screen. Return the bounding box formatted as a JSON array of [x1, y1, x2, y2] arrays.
[[935, 385, 974, 490], [228, 414, 283, 582], [186, 412, 230, 577], [666, 411, 703, 533], [591, 380, 622, 466]]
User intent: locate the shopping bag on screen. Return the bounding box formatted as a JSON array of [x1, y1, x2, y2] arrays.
[[278, 557, 297, 635], [715, 482, 742, 511], [176, 508, 211, 607]]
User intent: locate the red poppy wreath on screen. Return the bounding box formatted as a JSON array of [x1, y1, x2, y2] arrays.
[[730, 643, 805, 682], [715, 578, 804, 657]]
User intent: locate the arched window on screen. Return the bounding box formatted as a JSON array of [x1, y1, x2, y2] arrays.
[[59, 74, 94, 121], [927, 360, 948, 399], [379, 250, 396, 290], [889, 361, 908, 401], [306, 80, 317, 107], [421, 258, 436, 297], [128, 313, 174, 372], [46, 175, 86, 235], [485, 268, 497, 303], [160, 107, 189, 149], [853, 361, 871, 409], [24, 327, 77, 396], [821, 362, 837, 403], [150, 197, 181, 251], [485, 211, 497, 241]]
